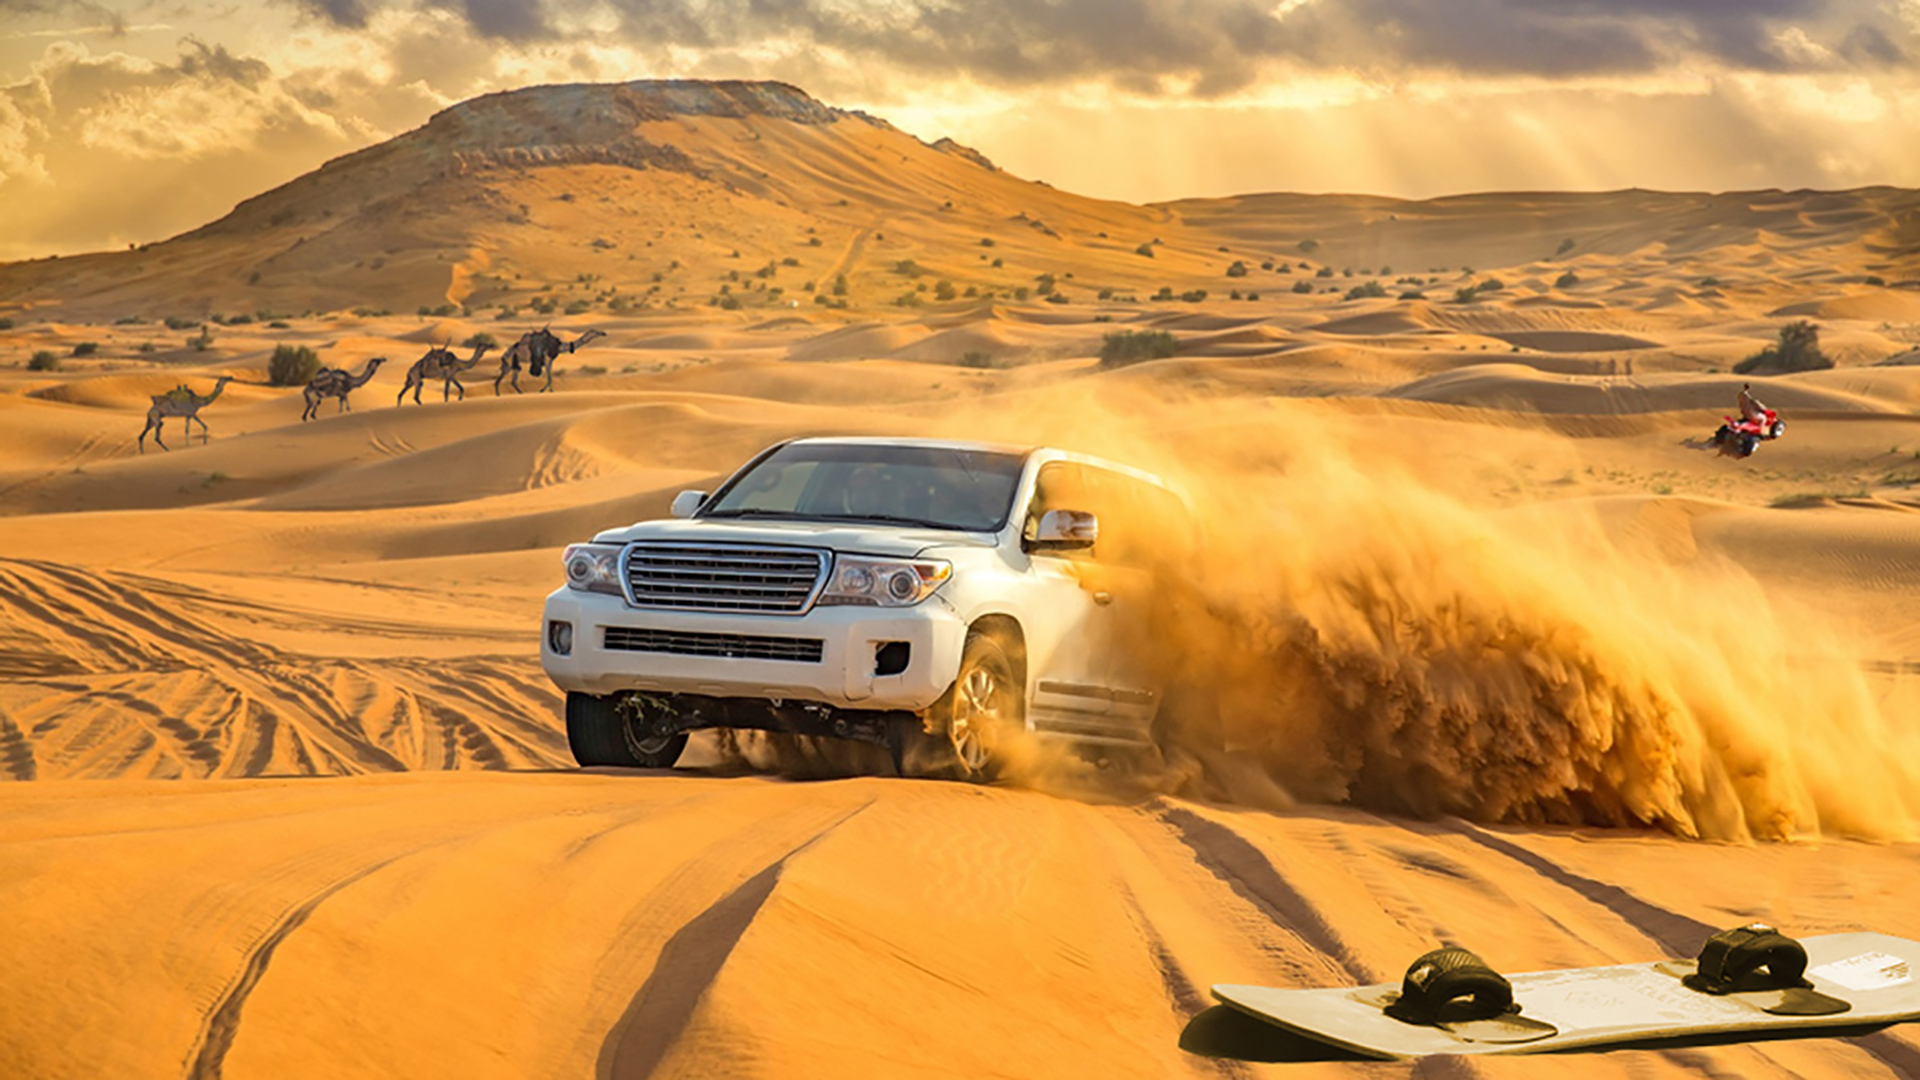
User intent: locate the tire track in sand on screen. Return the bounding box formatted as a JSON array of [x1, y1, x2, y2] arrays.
[[595, 800, 873, 1080]]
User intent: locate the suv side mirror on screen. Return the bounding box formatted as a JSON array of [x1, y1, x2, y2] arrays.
[[670, 490, 707, 519], [1030, 508, 1098, 549]]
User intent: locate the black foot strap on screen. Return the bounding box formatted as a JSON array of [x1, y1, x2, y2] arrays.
[[1680, 923, 1851, 1016], [1684, 924, 1807, 994], [1384, 947, 1515, 1025]]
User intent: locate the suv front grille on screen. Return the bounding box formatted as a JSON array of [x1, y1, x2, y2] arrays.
[[623, 543, 828, 614], [603, 626, 825, 663]]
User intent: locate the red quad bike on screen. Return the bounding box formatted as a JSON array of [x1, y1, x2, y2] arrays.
[[1712, 409, 1785, 459]]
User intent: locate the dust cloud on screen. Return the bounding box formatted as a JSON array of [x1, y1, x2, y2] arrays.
[[930, 385, 1920, 842]]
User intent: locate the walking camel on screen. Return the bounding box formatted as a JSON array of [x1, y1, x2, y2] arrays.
[[138, 375, 234, 452], [301, 356, 386, 421], [396, 341, 492, 405], [492, 327, 606, 395]]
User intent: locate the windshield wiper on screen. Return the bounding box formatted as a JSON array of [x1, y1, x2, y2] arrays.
[[813, 513, 969, 530], [700, 508, 810, 520]]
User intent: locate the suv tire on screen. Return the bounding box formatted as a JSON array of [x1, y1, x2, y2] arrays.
[[939, 632, 1021, 782], [566, 691, 688, 769]]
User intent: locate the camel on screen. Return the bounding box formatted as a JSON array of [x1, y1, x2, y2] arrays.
[[301, 356, 386, 421], [138, 375, 234, 452], [396, 341, 492, 405], [492, 327, 606, 394]]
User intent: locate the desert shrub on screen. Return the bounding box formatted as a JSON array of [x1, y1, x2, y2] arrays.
[[1291, 280, 1314, 294], [807, 236, 822, 247], [1013, 286, 1030, 301], [462, 332, 497, 349], [1453, 286, 1482, 304], [268, 320, 290, 329], [590, 237, 615, 250], [227, 313, 253, 325], [1555, 271, 1580, 289], [1345, 281, 1387, 300], [418, 303, 457, 317], [188, 328, 214, 351], [268, 344, 320, 385], [1045, 293, 1068, 304], [1099, 330, 1178, 368], [1097, 288, 1114, 300], [113, 315, 143, 325], [958, 350, 1002, 369], [565, 300, 591, 315], [576, 364, 607, 375], [1699, 277, 1721, 288], [1153, 286, 1175, 301], [0, 317, 13, 329], [1226, 260, 1249, 277], [935, 280, 957, 301], [1476, 278, 1505, 292], [137, 341, 157, 353], [781, 257, 800, 267], [1247, 292, 1260, 301], [28, 350, 59, 371], [1866, 275, 1886, 286], [894, 292, 923, 308], [71, 341, 99, 356], [1276, 264, 1292, 274], [715, 294, 743, 310], [1315, 267, 1334, 278], [1379, 265, 1393, 275], [1399, 290, 1426, 300], [1735, 320, 1833, 375], [1297, 239, 1320, 253], [1556, 237, 1576, 255], [894, 260, 923, 277], [1180, 289, 1209, 302], [164, 315, 199, 330], [1135, 243, 1155, 258], [832, 274, 849, 296]]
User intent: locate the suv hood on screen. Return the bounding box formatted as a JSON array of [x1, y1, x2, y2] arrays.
[[593, 517, 1000, 557]]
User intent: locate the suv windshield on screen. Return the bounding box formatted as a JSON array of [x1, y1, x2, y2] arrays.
[[703, 443, 1026, 532]]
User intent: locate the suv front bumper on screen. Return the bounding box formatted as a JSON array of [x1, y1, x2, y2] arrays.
[[541, 588, 966, 711]]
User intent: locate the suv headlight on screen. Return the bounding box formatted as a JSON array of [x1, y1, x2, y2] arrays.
[[563, 543, 624, 596], [819, 556, 951, 607]]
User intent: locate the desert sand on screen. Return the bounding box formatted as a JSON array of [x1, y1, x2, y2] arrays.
[[2, 80, 1919, 1077]]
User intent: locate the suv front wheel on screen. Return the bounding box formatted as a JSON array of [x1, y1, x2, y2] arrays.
[[566, 691, 688, 769], [938, 632, 1021, 782]]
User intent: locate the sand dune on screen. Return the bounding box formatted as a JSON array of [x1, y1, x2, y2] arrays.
[[2, 79, 1919, 1080]]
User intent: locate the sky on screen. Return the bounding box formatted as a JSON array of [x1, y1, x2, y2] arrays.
[[2, 0, 1918, 260]]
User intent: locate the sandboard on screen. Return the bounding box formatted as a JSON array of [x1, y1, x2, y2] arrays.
[[1214, 931, 1920, 1059]]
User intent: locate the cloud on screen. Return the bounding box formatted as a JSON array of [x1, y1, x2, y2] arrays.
[[263, 0, 1920, 89], [0, 36, 367, 257]]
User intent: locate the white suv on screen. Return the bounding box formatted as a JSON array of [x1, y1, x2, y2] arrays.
[[541, 437, 1194, 777]]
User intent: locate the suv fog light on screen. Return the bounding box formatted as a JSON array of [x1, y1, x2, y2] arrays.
[[548, 620, 574, 656], [875, 641, 910, 677]]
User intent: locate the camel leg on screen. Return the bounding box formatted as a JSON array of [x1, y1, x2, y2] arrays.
[[192, 414, 210, 445], [340, 394, 350, 413], [448, 377, 465, 402], [139, 416, 155, 453]]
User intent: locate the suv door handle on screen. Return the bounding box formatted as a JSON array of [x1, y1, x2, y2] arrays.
[[1092, 590, 1113, 606]]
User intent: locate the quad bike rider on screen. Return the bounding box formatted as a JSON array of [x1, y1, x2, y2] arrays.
[[1712, 383, 1786, 459]]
